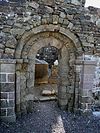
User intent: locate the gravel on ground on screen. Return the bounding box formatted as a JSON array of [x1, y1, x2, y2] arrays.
[[0, 101, 100, 133]]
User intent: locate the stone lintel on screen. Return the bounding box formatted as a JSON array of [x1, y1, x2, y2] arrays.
[[0, 59, 16, 64], [83, 60, 97, 65], [0, 59, 29, 64], [75, 60, 97, 65]]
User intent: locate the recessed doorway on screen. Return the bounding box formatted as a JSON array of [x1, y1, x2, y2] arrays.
[[34, 44, 59, 101]]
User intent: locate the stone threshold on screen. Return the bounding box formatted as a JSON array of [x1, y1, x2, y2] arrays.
[[34, 96, 57, 102]]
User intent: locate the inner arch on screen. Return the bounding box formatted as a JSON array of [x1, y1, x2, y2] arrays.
[[15, 25, 82, 59]]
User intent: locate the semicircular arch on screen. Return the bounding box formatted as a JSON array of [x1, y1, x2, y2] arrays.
[[15, 25, 82, 59]]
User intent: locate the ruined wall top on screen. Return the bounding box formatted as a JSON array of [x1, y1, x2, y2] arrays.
[[29, 0, 86, 6], [0, 0, 86, 7]]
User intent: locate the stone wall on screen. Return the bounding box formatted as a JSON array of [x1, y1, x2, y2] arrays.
[[0, 0, 100, 122], [0, 59, 16, 122], [0, 0, 100, 58]]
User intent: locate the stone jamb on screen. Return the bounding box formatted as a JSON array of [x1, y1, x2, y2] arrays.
[[15, 59, 28, 115]]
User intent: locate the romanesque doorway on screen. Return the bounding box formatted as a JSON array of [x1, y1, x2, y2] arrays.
[[34, 45, 59, 100], [15, 29, 81, 113]]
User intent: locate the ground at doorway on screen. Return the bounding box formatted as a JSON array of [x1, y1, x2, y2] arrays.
[[34, 84, 57, 101], [0, 101, 100, 133]]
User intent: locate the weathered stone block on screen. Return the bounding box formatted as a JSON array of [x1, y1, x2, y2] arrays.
[[9, 92, 14, 99], [20, 102, 27, 114], [45, 6, 53, 14], [14, 23, 23, 28], [75, 82, 79, 88], [59, 17, 64, 24], [1, 100, 7, 108], [71, 0, 81, 5], [11, 28, 25, 36], [0, 43, 5, 49], [82, 96, 91, 103], [7, 100, 15, 107], [1, 64, 15, 73], [1, 92, 7, 99], [0, 108, 6, 116], [26, 100, 34, 113], [0, 74, 6, 83], [53, 15, 59, 24], [58, 99, 68, 109], [67, 14, 74, 20], [5, 48, 15, 56], [7, 20, 14, 26], [68, 22, 73, 29], [41, 0, 54, 5], [87, 35, 94, 43], [1, 99, 15, 109], [41, 18, 48, 25], [0, 59, 16, 64], [60, 12, 66, 18], [63, 19, 69, 25], [58, 86, 67, 99], [96, 19, 100, 28], [0, 83, 15, 92], [0, 49, 4, 58], [5, 36, 17, 49], [7, 108, 15, 116], [8, 74, 15, 82], [28, 1, 39, 9], [2, 27, 11, 33]]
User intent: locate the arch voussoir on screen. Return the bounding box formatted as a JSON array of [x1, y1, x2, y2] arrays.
[[15, 24, 82, 59]]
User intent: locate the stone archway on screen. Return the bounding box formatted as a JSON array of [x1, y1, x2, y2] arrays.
[[15, 25, 82, 114], [15, 25, 82, 59]]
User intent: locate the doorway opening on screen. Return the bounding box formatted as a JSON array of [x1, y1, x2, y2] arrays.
[[34, 44, 59, 100]]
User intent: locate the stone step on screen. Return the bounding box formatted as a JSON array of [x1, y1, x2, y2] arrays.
[[41, 89, 57, 96], [34, 96, 57, 102]]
